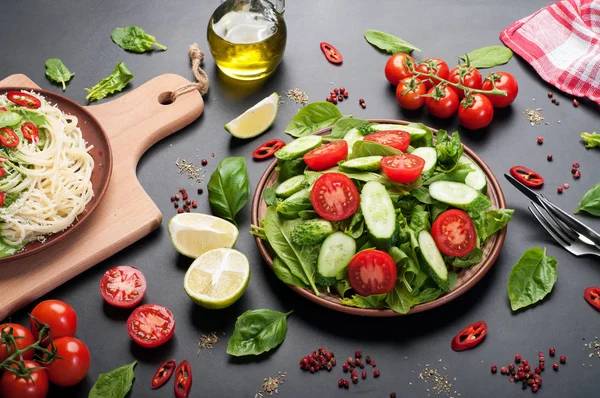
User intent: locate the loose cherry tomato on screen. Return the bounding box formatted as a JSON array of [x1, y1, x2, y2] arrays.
[[0, 127, 20, 148], [127, 304, 176, 348], [415, 58, 450, 90], [509, 165, 544, 188], [425, 85, 459, 119], [396, 77, 426, 110], [21, 122, 39, 143], [364, 130, 410, 152], [30, 299, 77, 342], [100, 265, 147, 308], [252, 139, 286, 160], [45, 336, 90, 387], [152, 359, 177, 389], [481, 72, 519, 108], [0, 323, 35, 362], [458, 94, 494, 130], [384, 53, 414, 85], [448, 65, 483, 98], [0, 360, 49, 398], [348, 250, 397, 296], [431, 209, 477, 257], [174, 360, 193, 398], [380, 154, 425, 184], [0, 192, 6, 207], [310, 173, 360, 221], [320, 42, 343, 64], [303, 140, 348, 171], [6, 92, 41, 109], [451, 321, 488, 351], [584, 287, 600, 311]]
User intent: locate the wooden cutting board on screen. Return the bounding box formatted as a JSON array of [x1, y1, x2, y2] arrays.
[[0, 74, 204, 320]]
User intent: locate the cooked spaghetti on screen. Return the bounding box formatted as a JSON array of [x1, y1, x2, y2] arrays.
[[0, 91, 94, 254]]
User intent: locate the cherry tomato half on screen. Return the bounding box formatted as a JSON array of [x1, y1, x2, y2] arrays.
[[425, 85, 459, 119], [364, 130, 411, 152], [385, 53, 414, 85], [174, 360, 193, 398], [0, 127, 20, 148], [0, 323, 35, 362], [320, 42, 343, 64], [310, 173, 360, 221], [6, 92, 41, 109], [100, 265, 147, 308], [448, 65, 482, 99], [21, 122, 39, 143], [481, 72, 519, 108], [431, 209, 477, 257], [45, 336, 90, 387], [0, 360, 49, 398], [252, 139, 286, 160], [127, 304, 176, 348], [348, 250, 397, 296], [396, 77, 426, 110], [303, 140, 348, 171], [152, 359, 177, 389], [509, 165, 544, 188], [30, 299, 77, 342], [458, 94, 494, 130], [584, 287, 600, 311], [415, 58, 450, 90], [451, 321, 488, 351], [381, 154, 425, 184]]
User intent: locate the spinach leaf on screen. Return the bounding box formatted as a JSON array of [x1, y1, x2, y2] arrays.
[[207, 157, 250, 226], [386, 281, 412, 314], [409, 205, 429, 234], [470, 209, 513, 242], [364, 30, 421, 54], [284, 102, 342, 137], [447, 247, 483, 268], [581, 131, 600, 149], [111, 26, 167, 53], [508, 247, 558, 311], [460, 46, 513, 69], [340, 294, 387, 308], [410, 186, 438, 204], [226, 309, 291, 356], [263, 187, 279, 207], [0, 111, 22, 128], [435, 130, 463, 172], [575, 182, 600, 216], [277, 158, 306, 182], [85, 62, 134, 102], [423, 162, 473, 185], [349, 140, 402, 159], [330, 117, 370, 139], [344, 208, 364, 239], [272, 256, 309, 288], [88, 361, 137, 398], [12, 108, 47, 128], [44, 59, 75, 91], [411, 284, 443, 305]]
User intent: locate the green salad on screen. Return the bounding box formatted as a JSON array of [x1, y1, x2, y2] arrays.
[[252, 119, 513, 314]]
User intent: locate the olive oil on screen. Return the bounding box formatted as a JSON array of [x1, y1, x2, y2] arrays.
[[207, 3, 286, 81]]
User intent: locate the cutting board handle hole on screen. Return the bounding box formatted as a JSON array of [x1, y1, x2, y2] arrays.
[[158, 92, 174, 105]]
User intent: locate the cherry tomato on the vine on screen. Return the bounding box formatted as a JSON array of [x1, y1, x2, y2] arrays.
[[0, 360, 49, 398], [396, 77, 426, 110], [30, 299, 77, 342], [458, 94, 494, 130], [481, 72, 518, 108], [425, 85, 459, 119], [45, 336, 90, 387], [0, 323, 35, 362], [448, 65, 482, 98], [415, 58, 449, 90], [384, 53, 414, 85]]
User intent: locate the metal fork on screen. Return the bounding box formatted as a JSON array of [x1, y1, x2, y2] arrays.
[[529, 202, 600, 257]]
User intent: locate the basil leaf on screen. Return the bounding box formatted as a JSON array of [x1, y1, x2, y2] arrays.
[[329, 117, 370, 139], [44, 58, 75, 91], [277, 158, 306, 182], [575, 182, 600, 216], [272, 256, 309, 288], [435, 130, 463, 172], [581, 131, 600, 149], [460, 46, 513, 69], [207, 157, 250, 226], [226, 309, 291, 356], [364, 30, 421, 54], [0, 111, 22, 128], [111, 26, 167, 53], [88, 361, 137, 398], [284, 102, 342, 137], [508, 247, 558, 311], [349, 140, 401, 159], [340, 293, 387, 308], [85, 62, 134, 102]]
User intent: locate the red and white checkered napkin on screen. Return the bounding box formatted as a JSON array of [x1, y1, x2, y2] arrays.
[[500, 0, 600, 104]]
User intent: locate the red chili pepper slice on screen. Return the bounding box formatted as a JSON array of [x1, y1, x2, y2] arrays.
[[0, 127, 20, 148], [0, 192, 5, 207], [21, 122, 40, 143], [6, 91, 41, 109], [320, 42, 343, 64], [0, 169, 5, 179], [584, 287, 600, 311], [509, 165, 544, 188], [451, 320, 488, 352], [252, 139, 286, 160], [151, 359, 176, 389], [0, 107, 7, 111], [174, 360, 192, 398]]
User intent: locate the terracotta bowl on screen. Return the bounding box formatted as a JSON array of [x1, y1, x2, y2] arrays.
[[251, 119, 507, 316]]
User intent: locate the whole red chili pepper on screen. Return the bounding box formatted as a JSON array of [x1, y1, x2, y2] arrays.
[[174, 360, 192, 398], [451, 321, 488, 351], [252, 139, 286, 160], [151, 359, 176, 389], [509, 165, 544, 188], [584, 287, 600, 311], [320, 42, 343, 64]]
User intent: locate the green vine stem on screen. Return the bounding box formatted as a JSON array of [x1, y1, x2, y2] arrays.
[[0, 323, 58, 375], [412, 70, 507, 97]]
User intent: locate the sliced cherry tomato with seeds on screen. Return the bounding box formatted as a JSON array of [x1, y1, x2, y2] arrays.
[[0, 127, 20, 148], [509, 165, 544, 188], [252, 139, 286, 160], [127, 304, 175, 348], [451, 321, 488, 351], [303, 140, 348, 171], [584, 287, 600, 311], [320, 42, 343, 64], [310, 173, 360, 221], [380, 154, 425, 184], [152, 359, 176, 389], [6, 91, 41, 109], [0, 323, 35, 362], [21, 122, 39, 143], [364, 130, 411, 152], [431, 209, 477, 257], [174, 360, 193, 398], [100, 265, 147, 308], [348, 250, 397, 296]]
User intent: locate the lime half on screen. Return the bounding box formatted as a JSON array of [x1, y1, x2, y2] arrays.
[[184, 248, 250, 309], [224, 92, 279, 139], [168, 213, 238, 258]]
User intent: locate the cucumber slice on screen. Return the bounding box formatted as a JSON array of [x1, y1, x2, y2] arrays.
[[459, 155, 487, 192], [317, 232, 356, 278], [275, 175, 306, 198], [417, 230, 449, 291], [360, 181, 397, 248], [371, 123, 428, 143], [339, 156, 383, 172], [275, 135, 322, 160], [429, 181, 479, 209], [411, 147, 437, 174], [344, 128, 364, 155]]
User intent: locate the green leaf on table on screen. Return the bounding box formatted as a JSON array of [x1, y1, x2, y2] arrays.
[[364, 30, 421, 54], [207, 157, 250, 226], [44, 58, 75, 91], [575, 182, 600, 216], [85, 62, 134, 102], [284, 102, 342, 138], [111, 26, 167, 53], [581, 131, 600, 149], [329, 117, 370, 139], [88, 361, 137, 398], [226, 309, 291, 356], [459, 46, 513, 69], [507, 247, 557, 311], [0, 111, 22, 128]]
